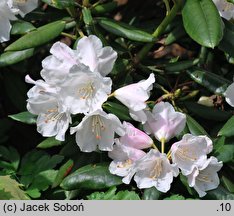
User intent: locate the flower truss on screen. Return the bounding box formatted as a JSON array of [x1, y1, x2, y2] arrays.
[[25, 34, 223, 198], [0, 0, 38, 42]]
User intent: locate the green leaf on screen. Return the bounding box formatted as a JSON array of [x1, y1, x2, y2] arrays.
[[0, 49, 35, 67], [143, 187, 162, 200], [91, 2, 118, 15], [0, 146, 20, 171], [206, 186, 234, 200], [184, 102, 232, 122], [82, 8, 93, 26], [52, 159, 74, 188], [0, 176, 30, 200], [218, 116, 234, 137], [61, 163, 122, 190], [5, 20, 66, 51], [37, 137, 62, 149], [11, 21, 36, 35], [186, 69, 231, 96], [213, 136, 234, 163], [103, 101, 132, 121], [186, 114, 209, 136], [219, 20, 234, 56], [9, 111, 37, 125], [164, 194, 185, 200], [182, 0, 223, 48], [87, 187, 140, 200], [42, 0, 76, 9], [222, 176, 234, 193], [97, 17, 155, 42]]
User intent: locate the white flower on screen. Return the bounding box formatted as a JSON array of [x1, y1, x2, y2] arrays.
[[123, 149, 179, 192], [171, 134, 213, 176], [70, 109, 125, 152], [0, 0, 38, 43], [225, 82, 234, 107], [25, 75, 71, 141], [58, 64, 112, 114], [108, 139, 146, 177], [213, 0, 234, 20], [129, 108, 148, 124], [144, 102, 186, 142], [120, 121, 153, 149], [41, 42, 79, 85], [113, 73, 155, 111], [76, 35, 117, 76], [187, 156, 223, 197]]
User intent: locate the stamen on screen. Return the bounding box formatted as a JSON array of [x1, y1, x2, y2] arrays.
[[44, 108, 64, 123], [197, 172, 213, 183], [117, 159, 132, 168], [77, 82, 95, 99], [175, 146, 197, 162], [149, 158, 163, 179], [91, 115, 106, 140]]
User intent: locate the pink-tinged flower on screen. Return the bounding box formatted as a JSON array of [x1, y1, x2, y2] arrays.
[[108, 139, 146, 177], [171, 134, 213, 176], [70, 109, 125, 152], [123, 149, 179, 193], [25, 75, 71, 141], [144, 102, 186, 142], [213, 0, 234, 21], [225, 82, 234, 107], [76, 35, 117, 76], [113, 73, 155, 111], [58, 64, 112, 114], [187, 156, 223, 197], [120, 122, 153, 149], [129, 108, 148, 124]]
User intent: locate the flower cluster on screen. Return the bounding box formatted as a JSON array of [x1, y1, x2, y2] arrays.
[[108, 102, 223, 197], [0, 0, 38, 42], [26, 35, 223, 197]]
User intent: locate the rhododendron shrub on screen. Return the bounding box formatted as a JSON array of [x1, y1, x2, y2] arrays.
[[0, 0, 233, 200]]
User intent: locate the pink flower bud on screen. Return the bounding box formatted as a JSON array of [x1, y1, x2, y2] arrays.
[[120, 122, 153, 149]]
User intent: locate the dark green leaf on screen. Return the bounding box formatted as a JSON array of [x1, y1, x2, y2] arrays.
[[61, 163, 122, 190], [11, 21, 36, 35], [42, 0, 76, 9], [186, 114, 209, 136], [37, 137, 62, 149], [0, 146, 20, 171], [91, 2, 118, 15], [182, 0, 223, 48], [9, 111, 37, 125], [143, 187, 162, 200], [206, 186, 234, 200], [164, 194, 185, 200], [218, 116, 234, 137]]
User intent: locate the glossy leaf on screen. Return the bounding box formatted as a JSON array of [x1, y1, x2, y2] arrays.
[[186, 114, 209, 136], [11, 21, 36, 35], [42, 0, 76, 9], [143, 187, 162, 200], [61, 163, 122, 190], [91, 2, 118, 15], [182, 0, 223, 48], [186, 69, 231, 96], [218, 116, 234, 137], [5, 21, 66, 51], [37, 137, 62, 149], [87, 186, 140, 200], [97, 17, 155, 42], [9, 111, 37, 125]]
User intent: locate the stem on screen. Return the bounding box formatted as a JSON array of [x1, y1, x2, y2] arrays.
[[161, 138, 166, 154], [163, 0, 171, 14], [61, 32, 77, 40], [152, 143, 159, 151], [108, 92, 115, 98], [135, 1, 184, 63]]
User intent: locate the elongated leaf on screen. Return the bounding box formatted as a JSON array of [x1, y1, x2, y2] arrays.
[[41, 0, 76, 9], [61, 163, 122, 190], [37, 137, 62, 149], [97, 17, 155, 42], [218, 116, 234, 137], [143, 187, 162, 200], [91, 2, 118, 15], [0, 176, 30, 200], [87, 187, 140, 200], [184, 102, 232, 122], [9, 111, 37, 124], [182, 0, 223, 48], [186, 115, 209, 136], [186, 69, 231, 96], [11, 21, 36, 35], [5, 20, 66, 51]]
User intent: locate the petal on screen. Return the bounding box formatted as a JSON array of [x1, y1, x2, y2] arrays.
[[0, 16, 11, 43], [129, 109, 148, 124], [225, 82, 234, 107], [13, 0, 38, 17]]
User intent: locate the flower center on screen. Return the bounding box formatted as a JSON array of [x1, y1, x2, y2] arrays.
[[149, 158, 163, 179], [44, 108, 64, 123], [91, 115, 106, 140], [175, 146, 197, 162], [77, 82, 95, 100], [196, 172, 213, 183], [117, 159, 132, 168], [15, 0, 28, 3]]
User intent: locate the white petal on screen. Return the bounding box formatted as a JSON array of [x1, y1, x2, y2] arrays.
[[225, 82, 234, 107], [129, 109, 148, 124], [13, 0, 38, 17], [0, 16, 12, 43]]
